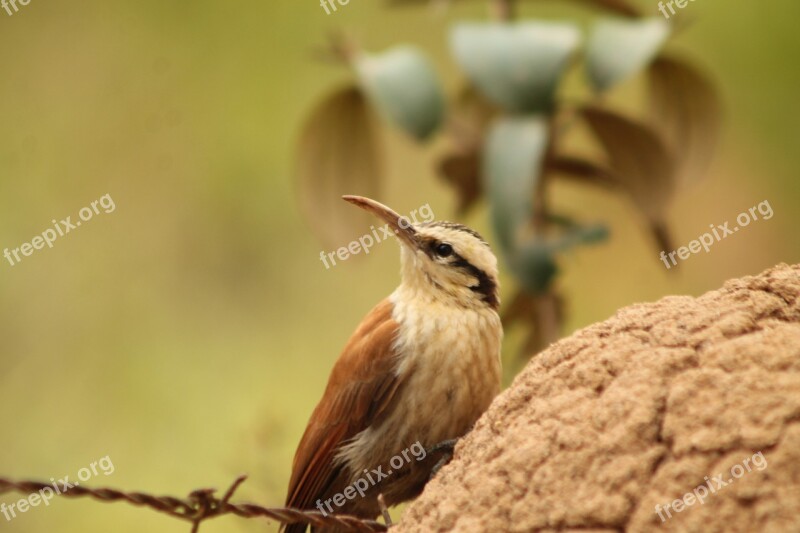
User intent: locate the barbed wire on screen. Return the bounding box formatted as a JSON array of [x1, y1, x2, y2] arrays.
[[0, 475, 388, 532]]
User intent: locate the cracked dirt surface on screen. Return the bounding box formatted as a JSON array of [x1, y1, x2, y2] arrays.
[[396, 263, 800, 533]]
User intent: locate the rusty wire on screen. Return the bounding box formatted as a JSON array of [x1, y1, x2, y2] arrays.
[[0, 475, 388, 532]]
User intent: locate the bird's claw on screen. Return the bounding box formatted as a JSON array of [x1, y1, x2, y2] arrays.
[[427, 438, 460, 480]]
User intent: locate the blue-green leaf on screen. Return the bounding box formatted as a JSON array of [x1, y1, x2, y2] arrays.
[[483, 116, 549, 251], [355, 46, 445, 140], [554, 223, 610, 250], [586, 17, 670, 92], [484, 116, 615, 293], [509, 240, 558, 294], [508, 223, 608, 294], [451, 22, 581, 113]]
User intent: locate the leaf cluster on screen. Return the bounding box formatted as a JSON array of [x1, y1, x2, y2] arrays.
[[296, 0, 721, 355]]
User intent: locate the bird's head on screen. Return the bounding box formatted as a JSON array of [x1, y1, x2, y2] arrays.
[[343, 195, 499, 311]]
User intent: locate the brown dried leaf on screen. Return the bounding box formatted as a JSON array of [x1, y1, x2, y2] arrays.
[[438, 149, 482, 214], [649, 55, 722, 187], [581, 105, 676, 221], [580, 105, 677, 251], [547, 155, 619, 190], [386, 0, 641, 17], [295, 85, 383, 250], [502, 289, 565, 362], [566, 0, 641, 17], [437, 84, 499, 214], [449, 84, 501, 150]]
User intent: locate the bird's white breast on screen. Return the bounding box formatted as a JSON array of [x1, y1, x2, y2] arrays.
[[337, 291, 502, 477]]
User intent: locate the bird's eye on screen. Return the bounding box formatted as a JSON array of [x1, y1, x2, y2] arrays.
[[435, 242, 453, 257]]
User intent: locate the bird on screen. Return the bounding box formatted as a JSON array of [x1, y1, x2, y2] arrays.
[[283, 195, 503, 532]]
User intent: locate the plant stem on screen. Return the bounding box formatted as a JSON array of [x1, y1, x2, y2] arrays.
[[329, 31, 359, 65], [490, 0, 515, 21]]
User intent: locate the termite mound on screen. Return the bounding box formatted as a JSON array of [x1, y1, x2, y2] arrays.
[[397, 263, 800, 532]]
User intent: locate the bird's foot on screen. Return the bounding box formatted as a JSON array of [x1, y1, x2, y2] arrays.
[[427, 438, 460, 480], [427, 438, 459, 456]]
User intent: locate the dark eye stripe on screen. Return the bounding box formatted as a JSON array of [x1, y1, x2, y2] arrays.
[[451, 253, 499, 309]]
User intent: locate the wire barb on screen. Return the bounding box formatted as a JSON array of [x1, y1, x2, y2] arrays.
[[0, 476, 387, 532]]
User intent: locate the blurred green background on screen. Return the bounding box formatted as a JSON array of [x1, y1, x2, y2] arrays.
[[0, 1, 797, 531]]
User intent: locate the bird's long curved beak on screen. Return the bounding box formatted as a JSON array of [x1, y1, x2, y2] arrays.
[[342, 195, 418, 249]]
